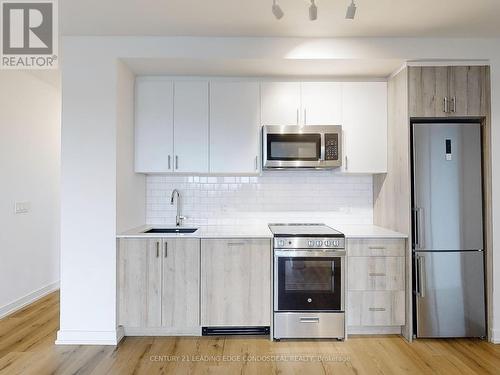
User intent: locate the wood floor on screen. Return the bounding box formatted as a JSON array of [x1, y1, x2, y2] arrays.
[[1, 292, 499, 375]]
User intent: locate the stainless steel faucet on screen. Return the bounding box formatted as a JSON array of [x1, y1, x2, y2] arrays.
[[170, 189, 185, 226]]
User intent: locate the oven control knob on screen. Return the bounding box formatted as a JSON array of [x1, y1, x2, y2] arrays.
[[307, 298, 312, 303], [333, 240, 339, 247], [278, 240, 285, 247], [324, 240, 331, 247], [308, 240, 314, 247], [316, 240, 323, 247]]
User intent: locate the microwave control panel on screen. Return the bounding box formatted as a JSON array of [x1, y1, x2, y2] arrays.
[[325, 134, 339, 161]]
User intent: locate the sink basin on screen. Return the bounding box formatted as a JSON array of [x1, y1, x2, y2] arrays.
[[144, 228, 198, 234]]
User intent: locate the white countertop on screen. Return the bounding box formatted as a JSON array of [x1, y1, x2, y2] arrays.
[[117, 224, 407, 239]]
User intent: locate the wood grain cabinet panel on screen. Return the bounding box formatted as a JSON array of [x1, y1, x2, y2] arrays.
[[347, 239, 405, 257], [162, 238, 200, 329], [118, 239, 162, 328], [348, 291, 405, 326], [409, 65, 489, 118], [409, 66, 449, 117], [201, 239, 271, 327], [449, 66, 489, 117], [348, 257, 405, 291]]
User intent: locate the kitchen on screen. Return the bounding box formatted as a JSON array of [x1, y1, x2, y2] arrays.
[[2, 1, 500, 374]]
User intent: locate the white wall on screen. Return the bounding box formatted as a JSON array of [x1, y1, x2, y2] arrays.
[[58, 36, 500, 344], [116, 61, 145, 233], [0, 71, 61, 318]]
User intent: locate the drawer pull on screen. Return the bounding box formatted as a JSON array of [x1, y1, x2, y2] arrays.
[[299, 317, 320, 323], [368, 246, 386, 250], [227, 242, 247, 246], [369, 273, 386, 277], [369, 308, 386, 312]]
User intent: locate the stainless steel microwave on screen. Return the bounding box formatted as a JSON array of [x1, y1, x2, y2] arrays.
[[262, 125, 342, 169]]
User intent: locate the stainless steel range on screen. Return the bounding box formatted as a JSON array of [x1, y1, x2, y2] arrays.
[[269, 223, 346, 340]]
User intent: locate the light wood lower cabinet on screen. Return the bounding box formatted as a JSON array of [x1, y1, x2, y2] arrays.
[[118, 238, 200, 335], [118, 239, 162, 328], [201, 239, 271, 327], [348, 291, 405, 326], [347, 238, 406, 333]]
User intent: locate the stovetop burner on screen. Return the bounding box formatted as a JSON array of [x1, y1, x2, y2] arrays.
[[268, 223, 344, 238]]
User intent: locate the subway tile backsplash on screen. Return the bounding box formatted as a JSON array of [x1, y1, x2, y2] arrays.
[[146, 171, 373, 226]]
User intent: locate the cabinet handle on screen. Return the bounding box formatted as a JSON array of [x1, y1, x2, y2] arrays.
[[175, 155, 178, 170], [369, 273, 386, 277], [164, 242, 168, 258], [443, 97, 449, 113], [368, 246, 386, 250], [296, 108, 299, 125], [255, 156, 258, 171], [227, 242, 246, 246], [304, 108, 307, 125], [168, 155, 171, 170], [345, 155, 348, 170], [369, 308, 386, 312], [451, 96, 456, 113], [156, 241, 160, 258]]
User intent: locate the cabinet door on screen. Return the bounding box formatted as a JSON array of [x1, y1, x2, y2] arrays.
[[210, 82, 261, 173], [261, 82, 301, 125], [135, 79, 174, 173], [118, 239, 162, 328], [201, 239, 271, 326], [449, 66, 489, 117], [342, 82, 388, 173], [408, 66, 449, 117], [301, 82, 342, 125], [173, 81, 209, 173], [162, 239, 200, 330]]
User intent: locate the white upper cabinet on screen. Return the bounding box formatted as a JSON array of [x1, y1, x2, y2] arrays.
[[301, 82, 342, 125], [342, 82, 388, 174], [135, 79, 174, 173], [210, 82, 261, 174], [173, 81, 209, 173], [261, 82, 301, 125]]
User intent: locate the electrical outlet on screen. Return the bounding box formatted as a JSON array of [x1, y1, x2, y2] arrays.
[[15, 201, 30, 214]]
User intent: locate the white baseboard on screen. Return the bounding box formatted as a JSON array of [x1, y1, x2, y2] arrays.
[[0, 281, 59, 319], [490, 328, 500, 344], [56, 328, 124, 345]]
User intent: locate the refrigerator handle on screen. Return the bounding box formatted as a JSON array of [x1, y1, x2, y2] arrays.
[[418, 255, 426, 298], [413, 208, 419, 248]]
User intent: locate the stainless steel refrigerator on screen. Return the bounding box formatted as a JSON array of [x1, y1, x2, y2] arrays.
[[412, 122, 486, 338]]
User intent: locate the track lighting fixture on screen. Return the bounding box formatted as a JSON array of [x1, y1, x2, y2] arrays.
[[272, 0, 284, 20], [346, 0, 357, 19], [309, 0, 318, 21]]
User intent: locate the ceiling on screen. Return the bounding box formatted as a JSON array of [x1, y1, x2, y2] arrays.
[[61, 0, 500, 37], [123, 58, 403, 78]]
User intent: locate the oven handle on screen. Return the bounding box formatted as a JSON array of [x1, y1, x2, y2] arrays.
[[274, 250, 346, 258]]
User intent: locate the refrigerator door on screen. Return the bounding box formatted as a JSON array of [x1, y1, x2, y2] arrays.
[[413, 123, 483, 251], [415, 251, 486, 338]]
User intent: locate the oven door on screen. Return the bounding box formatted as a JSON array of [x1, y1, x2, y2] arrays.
[[274, 250, 345, 312]]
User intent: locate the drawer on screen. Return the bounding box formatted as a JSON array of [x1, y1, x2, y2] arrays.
[[347, 291, 405, 326], [348, 257, 405, 291], [347, 239, 405, 257], [274, 312, 344, 339]]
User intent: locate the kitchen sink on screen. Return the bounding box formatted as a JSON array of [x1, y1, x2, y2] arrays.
[[144, 228, 198, 234]]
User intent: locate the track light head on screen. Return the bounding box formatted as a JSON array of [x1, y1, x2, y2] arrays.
[[309, 0, 318, 21], [346, 0, 357, 19], [272, 0, 284, 20]]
